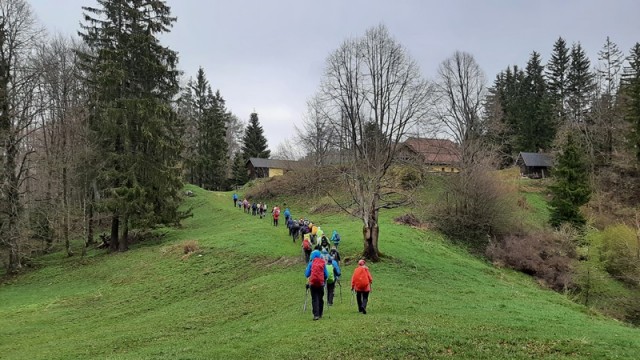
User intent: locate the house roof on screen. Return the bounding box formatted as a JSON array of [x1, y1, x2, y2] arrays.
[[402, 137, 460, 165], [246, 157, 300, 169], [517, 152, 553, 167]]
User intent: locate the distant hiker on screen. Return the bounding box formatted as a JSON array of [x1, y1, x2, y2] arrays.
[[243, 199, 249, 214], [232, 193, 238, 206], [284, 207, 291, 223], [325, 256, 341, 306], [316, 227, 325, 242], [302, 234, 312, 263], [330, 230, 341, 248], [251, 202, 258, 216], [259, 203, 266, 219], [287, 217, 294, 237], [272, 205, 280, 227], [320, 235, 330, 252], [305, 250, 328, 320], [237, 199, 242, 209], [351, 259, 373, 314], [291, 220, 300, 243], [329, 246, 341, 263]]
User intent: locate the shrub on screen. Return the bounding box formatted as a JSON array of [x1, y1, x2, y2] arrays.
[[596, 224, 640, 285], [486, 229, 577, 291], [433, 164, 518, 250]]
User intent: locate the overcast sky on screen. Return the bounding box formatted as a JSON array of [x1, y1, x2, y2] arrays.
[[29, 0, 640, 151]]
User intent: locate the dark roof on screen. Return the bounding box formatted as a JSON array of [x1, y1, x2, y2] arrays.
[[517, 152, 553, 167], [246, 157, 300, 169], [402, 137, 460, 165]]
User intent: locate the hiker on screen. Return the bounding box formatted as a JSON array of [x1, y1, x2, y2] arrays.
[[291, 220, 300, 243], [287, 217, 294, 237], [351, 259, 373, 314], [329, 246, 341, 263], [325, 256, 341, 306], [232, 193, 238, 207], [305, 250, 328, 320], [316, 227, 325, 241], [284, 207, 291, 223], [258, 203, 265, 219], [243, 199, 249, 214], [320, 235, 330, 252], [251, 202, 257, 216], [330, 230, 341, 248], [237, 199, 242, 209], [302, 234, 312, 263], [272, 205, 280, 227]]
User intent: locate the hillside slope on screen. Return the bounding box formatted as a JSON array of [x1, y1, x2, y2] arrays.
[[1, 185, 639, 359]]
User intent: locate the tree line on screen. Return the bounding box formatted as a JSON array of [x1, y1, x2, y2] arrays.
[[0, 0, 271, 273]]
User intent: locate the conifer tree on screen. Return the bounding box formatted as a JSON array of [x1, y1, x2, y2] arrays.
[[520, 52, 555, 151], [231, 152, 249, 186], [181, 67, 228, 190], [621, 43, 640, 162], [546, 37, 571, 120], [549, 134, 591, 228], [567, 43, 595, 124], [79, 0, 184, 251], [241, 112, 270, 159]]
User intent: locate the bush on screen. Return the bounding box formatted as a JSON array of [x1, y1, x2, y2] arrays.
[[486, 229, 577, 291], [596, 224, 640, 285], [433, 164, 518, 250]]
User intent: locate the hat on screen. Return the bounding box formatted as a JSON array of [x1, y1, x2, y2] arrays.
[[358, 259, 366, 266]]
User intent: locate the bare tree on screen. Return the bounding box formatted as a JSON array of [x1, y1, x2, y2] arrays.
[[296, 95, 336, 166], [272, 138, 303, 161], [433, 51, 486, 166], [317, 25, 432, 260], [0, 0, 42, 272], [33, 35, 87, 257]]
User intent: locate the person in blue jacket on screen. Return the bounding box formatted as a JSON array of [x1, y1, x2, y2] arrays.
[[305, 250, 329, 320], [232, 193, 238, 207], [330, 230, 341, 248], [283, 207, 291, 223]]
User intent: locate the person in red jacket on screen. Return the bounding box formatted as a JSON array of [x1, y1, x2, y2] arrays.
[[351, 259, 373, 314]]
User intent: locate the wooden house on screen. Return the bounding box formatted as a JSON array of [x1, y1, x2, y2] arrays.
[[516, 152, 553, 178]]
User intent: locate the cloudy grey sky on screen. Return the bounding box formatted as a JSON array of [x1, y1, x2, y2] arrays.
[[29, 0, 639, 151]]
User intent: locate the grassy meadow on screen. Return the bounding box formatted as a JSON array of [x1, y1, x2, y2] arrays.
[[1, 184, 639, 359]]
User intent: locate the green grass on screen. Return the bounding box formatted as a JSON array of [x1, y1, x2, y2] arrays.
[[1, 184, 639, 359]]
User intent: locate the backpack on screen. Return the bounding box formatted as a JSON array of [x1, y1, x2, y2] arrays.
[[326, 263, 336, 284], [275, 208, 280, 216], [302, 238, 311, 251], [308, 258, 325, 286]]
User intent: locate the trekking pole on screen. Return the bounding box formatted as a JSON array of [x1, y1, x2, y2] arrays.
[[338, 279, 343, 303], [323, 284, 329, 317], [302, 286, 309, 313], [350, 289, 354, 306]]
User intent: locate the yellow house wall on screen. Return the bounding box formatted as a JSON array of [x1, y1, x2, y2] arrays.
[[268, 168, 284, 177], [428, 165, 459, 173]]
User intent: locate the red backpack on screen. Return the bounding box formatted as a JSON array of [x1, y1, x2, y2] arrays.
[[302, 238, 311, 251], [308, 258, 325, 287]]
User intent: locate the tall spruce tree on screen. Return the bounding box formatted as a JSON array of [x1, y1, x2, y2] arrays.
[[79, 0, 184, 252], [567, 43, 595, 124], [548, 134, 591, 228], [181, 67, 228, 190], [231, 152, 249, 186], [241, 112, 270, 159], [547, 37, 571, 117], [520, 51, 555, 151], [621, 43, 640, 162]]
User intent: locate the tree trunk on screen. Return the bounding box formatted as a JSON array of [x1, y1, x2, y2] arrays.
[[362, 212, 380, 261], [5, 140, 22, 273], [110, 215, 119, 252], [119, 215, 129, 252], [63, 166, 72, 257]]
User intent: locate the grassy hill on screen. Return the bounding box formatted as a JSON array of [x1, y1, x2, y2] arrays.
[[1, 185, 639, 359]]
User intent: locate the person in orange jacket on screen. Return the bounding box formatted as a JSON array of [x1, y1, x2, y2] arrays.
[[351, 259, 373, 314]]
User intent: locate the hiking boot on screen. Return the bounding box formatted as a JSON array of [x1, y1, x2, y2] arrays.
[[313, 316, 319, 321], [362, 309, 367, 315]]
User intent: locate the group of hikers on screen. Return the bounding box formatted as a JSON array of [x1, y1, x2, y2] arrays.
[[232, 192, 374, 320]]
